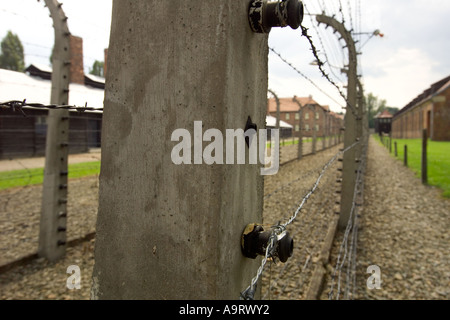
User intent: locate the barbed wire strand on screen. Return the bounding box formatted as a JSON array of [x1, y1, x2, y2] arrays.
[[240, 140, 360, 300], [268, 47, 346, 110], [328, 139, 368, 300], [262, 183, 336, 299], [0, 100, 103, 116], [300, 25, 358, 117]]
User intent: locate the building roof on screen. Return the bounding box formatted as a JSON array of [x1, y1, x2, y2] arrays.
[[330, 111, 344, 120], [265, 115, 293, 128], [267, 96, 319, 113], [0, 67, 104, 113], [375, 109, 393, 119], [395, 74, 450, 117], [84, 74, 106, 89], [25, 63, 106, 89]]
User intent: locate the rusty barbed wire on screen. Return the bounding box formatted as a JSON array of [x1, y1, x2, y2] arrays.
[[0, 100, 103, 116]]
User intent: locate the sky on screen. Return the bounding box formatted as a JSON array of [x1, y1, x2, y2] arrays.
[[1, 0, 449, 113]]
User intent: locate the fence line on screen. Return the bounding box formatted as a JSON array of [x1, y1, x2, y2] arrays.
[[328, 137, 368, 300], [262, 187, 336, 299], [0, 100, 103, 115], [240, 140, 361, 300]]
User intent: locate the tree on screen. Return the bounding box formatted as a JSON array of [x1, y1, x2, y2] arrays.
[[0, 31, 25, 72], [89, 60, 104, 77], [365, 93, 398, 128]]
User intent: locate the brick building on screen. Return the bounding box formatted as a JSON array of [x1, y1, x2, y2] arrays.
[[267, 95, 344, 138], [392, 75, 450, 141]]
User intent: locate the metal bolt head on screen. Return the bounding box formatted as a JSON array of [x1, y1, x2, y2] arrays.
[[277, 231, 293, 263]]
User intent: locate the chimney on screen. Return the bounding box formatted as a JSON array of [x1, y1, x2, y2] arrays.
[[69, 35, 84, 85], [104, 48, 108, 78]]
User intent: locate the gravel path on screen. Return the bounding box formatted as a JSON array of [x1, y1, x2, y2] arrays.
[[0, 143, 343, 300], [0, 176, 98, 300], [0, 177, 99, 265], [321, 137, 450, 300], [260, 144, 343, 299], [1, 137, 448, 300]]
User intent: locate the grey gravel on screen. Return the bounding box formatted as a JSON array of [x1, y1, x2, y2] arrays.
[[260, 144, 343, 300], [0, 176, 98, 300], [1, 137, 448, 300], [0, 176, 99, 265], [320, 137, 450, 300]]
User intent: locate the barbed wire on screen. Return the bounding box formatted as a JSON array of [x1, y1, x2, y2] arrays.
[[0, 100, 103, 116], [269, 47, 346, 110], [240, 139, 360, 300], [328, 138, 368, 300], [304, 3, 347, 84], [264, 138, 343, 200], [262, 186, 335, 299], [299, 24, 358, 117]]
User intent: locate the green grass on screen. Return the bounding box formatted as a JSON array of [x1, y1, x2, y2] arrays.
[[374, 135, 450, 198], [0, 161, 101, 190]]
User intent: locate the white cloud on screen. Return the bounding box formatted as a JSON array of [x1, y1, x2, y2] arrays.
[[1, 0, 449, 114], [364, 47, 440, 108]]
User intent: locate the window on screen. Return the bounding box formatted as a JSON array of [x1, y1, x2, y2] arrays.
[[315, 112, 319, 120], [315, 124, 319, 131], [36, 116, 47, 125], [305, 113, 309, 120], [305, 124, 310, 131], [295, 125, 299, 132], [295, 113, 299, 120], [35, 116, 48, 135], [285, 113, 290, 120]]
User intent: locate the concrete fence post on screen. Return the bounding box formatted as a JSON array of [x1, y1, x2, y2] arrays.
[[91, 0, 267, 299], [389, 133, 392, 153], [317, 14, 358, 230], [269, 89, 280, 130], [322, 108, 326, 150], [404, 145, 408, 167], [422, 129, 428, 185], [38, 0, 71, 262], [312, 105, 317, 154], [293, 96, 303, 160]]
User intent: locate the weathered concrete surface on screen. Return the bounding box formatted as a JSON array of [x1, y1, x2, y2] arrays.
[[91, 1, 268, 299]]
